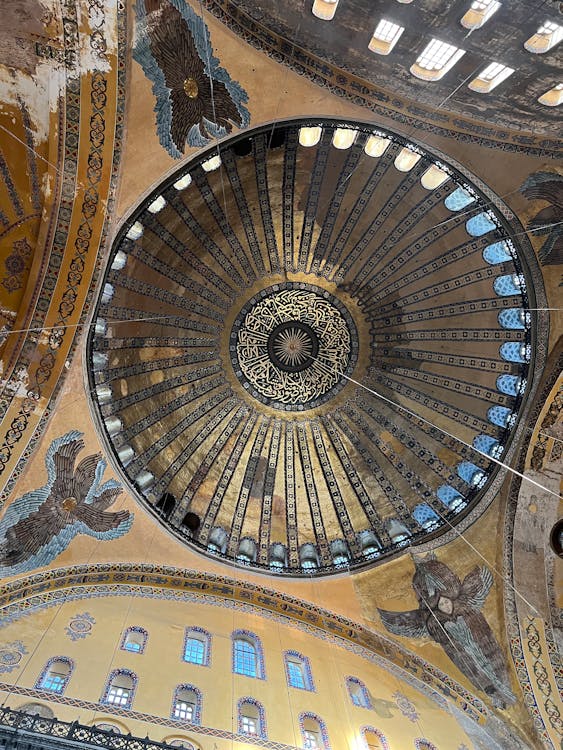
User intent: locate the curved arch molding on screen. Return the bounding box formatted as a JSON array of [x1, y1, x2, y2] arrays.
[[0, 560, 529, 748]]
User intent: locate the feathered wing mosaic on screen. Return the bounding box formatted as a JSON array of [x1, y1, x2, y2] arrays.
[[0, 431, 132, 575], [134, 0, 250, 157], [378, 555, 516, 708]]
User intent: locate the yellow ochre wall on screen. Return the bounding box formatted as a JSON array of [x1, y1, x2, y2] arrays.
[[0, 595, 475, 749]]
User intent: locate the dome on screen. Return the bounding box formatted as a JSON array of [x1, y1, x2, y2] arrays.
[[88, 117, 534, 576]]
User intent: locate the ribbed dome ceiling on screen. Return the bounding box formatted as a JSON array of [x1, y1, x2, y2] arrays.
[[88, 118, 534, 575]]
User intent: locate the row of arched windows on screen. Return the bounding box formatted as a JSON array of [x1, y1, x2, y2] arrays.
[[34, 657, 386, 716]]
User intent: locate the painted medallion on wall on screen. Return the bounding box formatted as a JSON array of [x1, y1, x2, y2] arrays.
[[378, 555, 515, 707], [133, 0, 250, 156], [0, 431, 132, 576]]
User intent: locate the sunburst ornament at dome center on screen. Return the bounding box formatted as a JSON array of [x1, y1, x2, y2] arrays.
[[231, 283, 358, 411], [268, 322, 318, 372]]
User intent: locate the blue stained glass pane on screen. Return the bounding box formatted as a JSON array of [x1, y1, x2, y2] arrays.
[[42, 674, 65, 693], [287, 661, 306, 688], [412, 503, 440, 530], [494, 274, 525, 297], [483, 241, 512, 265], [437, 485, 465, 510], [496, 374, 521, 396], [466, 212, 497, 237], [445, 187, 475, 211], [498, 309, 526, 330], [457, 462, 486, 485], [473, 435, 500, 456], [184, 637, 205, 665], [234, 639, 257, 677], [487, 405, 512, 427], [500, 341, 528, 363]]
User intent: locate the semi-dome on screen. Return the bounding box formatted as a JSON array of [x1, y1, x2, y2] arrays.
[[88, 117, 536, 576]]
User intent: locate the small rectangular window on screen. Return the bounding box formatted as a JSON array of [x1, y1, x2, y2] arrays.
[[43, 674, 65, 693], [369, 19, 404, 55], [461, 0, 501, 30], [468, 62, 514, 92], [524, 20, 563, 53], [184, 637, 205, 665], [411, 39, 465, 80]]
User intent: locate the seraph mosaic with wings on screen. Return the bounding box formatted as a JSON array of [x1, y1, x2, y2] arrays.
[[134, 0, 250, 157], [0, 431, 133, 576], [378, 555, 515, 708]]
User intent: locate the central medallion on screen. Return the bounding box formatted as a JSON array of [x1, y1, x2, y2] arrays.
[[231, 283, 358, 411], [267, 321, 319, 372]]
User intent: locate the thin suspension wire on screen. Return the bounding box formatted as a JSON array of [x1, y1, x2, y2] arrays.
[[308, 353, 561, 500], [306, 353, 547, 617]]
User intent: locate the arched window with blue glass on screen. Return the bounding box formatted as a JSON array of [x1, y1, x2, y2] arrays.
[[121, 626, 148, 654], [496, 374, 524, 396], [284, 651, 315, 691], [412, 504, 440, 530], [500, 342, 530, 363], [466, 212, 497, 237], [457, 462, 487, 487], [494, 274, 525, 297], [232, 630, 265, 679], [35, 657, 74, 694], [488, 405, 515, 428], [473, 435, 502, 458], [437, 486, 465, 512], [498, 309, 527, 330], [346, 677, 372, 709], [483, 240, 513, 265], [183, 627, 211, 666], [444, 186, 475, 211]]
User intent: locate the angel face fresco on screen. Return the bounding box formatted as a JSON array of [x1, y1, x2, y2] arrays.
[[0, 431, 132, 575], [378, 555, 515, 708], [134, 0, 250, 157]]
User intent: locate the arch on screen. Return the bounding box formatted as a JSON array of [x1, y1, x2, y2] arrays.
[[436, 485, 466, 511], [299, 543, 320, 570], [207, 527, 228, 554], [483, 240, 513, 265], [101, 668, 137, 708], [361, 726, 390, 750], [237, 696, 267, 738], [284, 650, 315, 691], [171, 683, 202, 724], [183, 627, 211, 666], [488, 405, 514, 428], [498, 309, 526, 330], [496, 374, 524, 396], [18, 703, 54, 718], [166, 740, 200, 750], [493, 274, 525, 297], [415, 741, 438, 750], [268, 542, 288, 570], [329, 539, 350, 567], [35, 656, 73, 694], [346, 676, 372, 708], [232, 629, 265, 679], [500, 342, 530, 363], [473, 434, 502, 458], [358, 530, 381, 558], [412, 504, 440, 530], [457, 461, 487, 486], [299, 712, 330, 749], [120, 626, 148, 654], [466, 212, 497, 237], [444, 186, 476, 211], [95, 723, 123, 734], [236, 537, 257, 564]]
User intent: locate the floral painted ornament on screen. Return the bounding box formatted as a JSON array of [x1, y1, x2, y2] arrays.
[[134, 0, 250, 157], [65, 612, 96, 641], [0, 641, 27, 673], [0, 431, 133, 576]]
